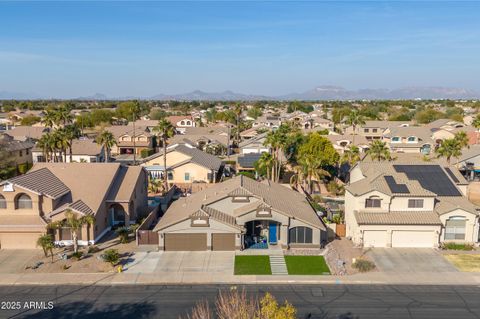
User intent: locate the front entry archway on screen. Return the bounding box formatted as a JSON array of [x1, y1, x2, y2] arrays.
[[109, 203, 128, 227], [244, 220, 280, 249]]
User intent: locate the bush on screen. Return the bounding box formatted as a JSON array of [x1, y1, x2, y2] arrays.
[[116, 227, 131, 244], [102, 249, 120, 266], [238, 171, 256, 179], [352, 259, 376, 272], [87, 245, 100, 254], [17, 162, 32, 175], [312, 195, 324, 203], [71, 251, 84, 260], [141, 148, 154, 158], [441, 242, 474, 251]]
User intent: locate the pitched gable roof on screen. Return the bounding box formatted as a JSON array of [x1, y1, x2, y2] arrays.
[[6, 168, 70, 199]]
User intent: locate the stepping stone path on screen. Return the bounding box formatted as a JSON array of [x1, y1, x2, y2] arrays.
[[269, 255, 288, 275]]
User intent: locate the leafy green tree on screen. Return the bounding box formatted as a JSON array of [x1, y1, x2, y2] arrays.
[[20, 115, 41, 126], [153, 119, 176, 192], [0, 138, 16, 180], [48, 210, 95, 254], [247, 106, 263, 119], [254, 152, 275, 180], [415, 109, 445, 124], [96, 130, 117, 162], [367, 140, 391, 161]]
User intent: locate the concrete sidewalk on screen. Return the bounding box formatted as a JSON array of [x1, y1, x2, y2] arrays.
[[0, 270, 479, 286]]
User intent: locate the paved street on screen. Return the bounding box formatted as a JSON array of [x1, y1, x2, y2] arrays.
[[367, 248, 457, 272], [0, 284, 479, 319]]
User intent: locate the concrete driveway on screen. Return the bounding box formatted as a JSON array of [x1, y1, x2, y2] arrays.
[[367, 248, 457, 273], [155, 251, 234, 273], [0, 250, 42, 273]]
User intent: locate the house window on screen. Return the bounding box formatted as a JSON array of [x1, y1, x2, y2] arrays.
[[168, 172, 173, 180], [289, 227, 313, 244], [26, 149, 29, 155], [408, 199, 424, 208], [180, 120, 185, 125], [184, 172, 190, 181], [407, 136, 416, 143], [391, 136, 401, 143], [16, 193, 32, 209], [372, 129, 378, 133], [365, 198, 381, 208], [364, 129, 369, 133], [19, 150, 23, 156], [445, 218, 466, 240], [0, 195, 6, 209]]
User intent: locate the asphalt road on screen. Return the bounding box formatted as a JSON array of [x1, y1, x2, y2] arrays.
[[0, 284, 479, 319]]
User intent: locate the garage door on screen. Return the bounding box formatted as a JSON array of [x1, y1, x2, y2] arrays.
[[164, 233, 207, 251], [0, 233, 42, 249], [392, 231, 435, 248], [363, 231, 388, 247], [212, 233, 235, 251]]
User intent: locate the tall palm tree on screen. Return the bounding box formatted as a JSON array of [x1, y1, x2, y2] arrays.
[[56, 105, 73, 127], [53, 129, 70, 163], [289, 164, 307, 190], [96, 130, 117, 163], [341, 145, 361, 166], [345, 109, 366, 145], [436, 138, 462, 165], [454, 131, 469, 149], [472, 115, 480, 144], [42, 109, 57, 129], [130, 100, 141, 165], [64, 124, 81, 162], [233, 104, 243, 145], [48, 210, 95, 254], [299, 155, 331, 194], [37, 133, 56, 162], [255, 152, 274, 180], [367, 140, 392, 161], [153, 119, 175, 192]]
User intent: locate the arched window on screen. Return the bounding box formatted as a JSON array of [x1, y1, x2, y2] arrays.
[[407, 136, 417, 143], [180, 120, 185, 125], [391, 136, 401, 143], [16, 194, 32, 209], [289, 227, 313, 244], [0, 195, 6, 209]]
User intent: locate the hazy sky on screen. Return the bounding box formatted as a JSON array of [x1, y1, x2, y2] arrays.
[[1, 1, 480, 98]]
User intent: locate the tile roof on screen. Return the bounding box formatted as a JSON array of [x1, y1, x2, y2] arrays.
[[7, 168, 70, 199], [355, 211, 442, 225]]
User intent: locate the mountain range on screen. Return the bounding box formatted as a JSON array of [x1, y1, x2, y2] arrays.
[[1, 86, 479, 101]]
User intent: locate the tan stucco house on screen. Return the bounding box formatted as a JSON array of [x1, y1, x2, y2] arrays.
[[0, 163, 148, 249], [345, 160, 479, 248], [153, 175, 326, 251]]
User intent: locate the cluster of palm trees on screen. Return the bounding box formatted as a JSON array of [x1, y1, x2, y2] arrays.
[[37, 107, 82, 162], [435, 131, 469, 164]]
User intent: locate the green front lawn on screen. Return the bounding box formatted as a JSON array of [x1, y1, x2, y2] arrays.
[[234, 256, 272, 275], [284, 256, 330, 275]]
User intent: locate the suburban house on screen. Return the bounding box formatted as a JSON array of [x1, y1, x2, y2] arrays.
[[141, 143, 223, 188], [0, 163, 148, 249], [238, 132, 269, 154], [32, 138, 104, 163], [153, 175, 326, 251], [168, 126, 229, 153], [344, 121, 411, 140], [0, 134, 34, 172], [382, 126, 434, 154], [326, 134, 370, 154], [236, 153, 262, 173], [252, 115, 281, 129], [108, 125, 154, 157], [4, 125, 50, 142], [345, 160, 479, 248], [167, 115, 195, 133], [455, 144, 480, 180]]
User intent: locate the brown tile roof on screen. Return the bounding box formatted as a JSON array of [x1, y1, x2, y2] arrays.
[[354, 211, 442, 225], [202, 206, 240, 229], [5, 126, 49, 141], [7, 168, 70, 199]]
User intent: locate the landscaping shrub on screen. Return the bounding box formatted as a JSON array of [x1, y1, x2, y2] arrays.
[[17, 162, 32, 175], [116, 227, 131, 244], [102, 249, 120, 267], [441, 242, 474, 251], [352, 259, 376, 272], [140, 148, 154, 158], [71, 251, 84, 261], [87, 245, 100, 254]]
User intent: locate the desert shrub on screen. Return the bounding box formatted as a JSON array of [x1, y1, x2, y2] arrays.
[[441, 242, 474, 251], [352, 259, 376, 273], [312, 195, 324, 203], [116, 227, 131, 244], [87, 245, 100, 254], [102, 249, 120, 266], [71, 251, 83, 260], [141, 148, 154, 158]]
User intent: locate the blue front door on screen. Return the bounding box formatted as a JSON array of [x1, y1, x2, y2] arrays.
[[269, 222, 277, 244]]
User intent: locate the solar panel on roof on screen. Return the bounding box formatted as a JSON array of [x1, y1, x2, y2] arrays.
[[393, 165, 461, 196], [444, 167, 460, 183], [238, 153, 262, 168], [384, 175, 410, 194]]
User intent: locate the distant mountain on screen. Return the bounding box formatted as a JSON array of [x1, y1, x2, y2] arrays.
[[281, 86, 480, 100], [2, 86, 479, 101]]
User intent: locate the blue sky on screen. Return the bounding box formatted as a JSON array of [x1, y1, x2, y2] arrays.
[[1, 1, 480, 98]]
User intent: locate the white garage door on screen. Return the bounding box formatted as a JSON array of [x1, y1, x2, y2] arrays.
[[0, 233, 42, 249], [363, 231, 388, 247], [392, 231, 435, 248]]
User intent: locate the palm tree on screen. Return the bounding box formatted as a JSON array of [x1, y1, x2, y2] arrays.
[[96, 130, 117, 163], [341, 145, 361, 166], [148, 177, 163, 194], [53, 129, 70, 162], [345, 109, 366, 145], [299, 155, 331, 194], [472, 115, 480, 144], [233, 104, 243, 145], [37, 234, 54, 263], [64, 124, 81, 162], [367, 140, 391, 161], [436, 138, 462, 164], [130, 100, 141, 165], [153, 119, 175, 192], [56, 105, 73, 127], [42, 109, 58, 129], [289, 164, 307, 190], [454, 131, 469, 149], [255, 152, 275, 180], [48, 210, 95, 254], [37, 133, 55, 162]]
